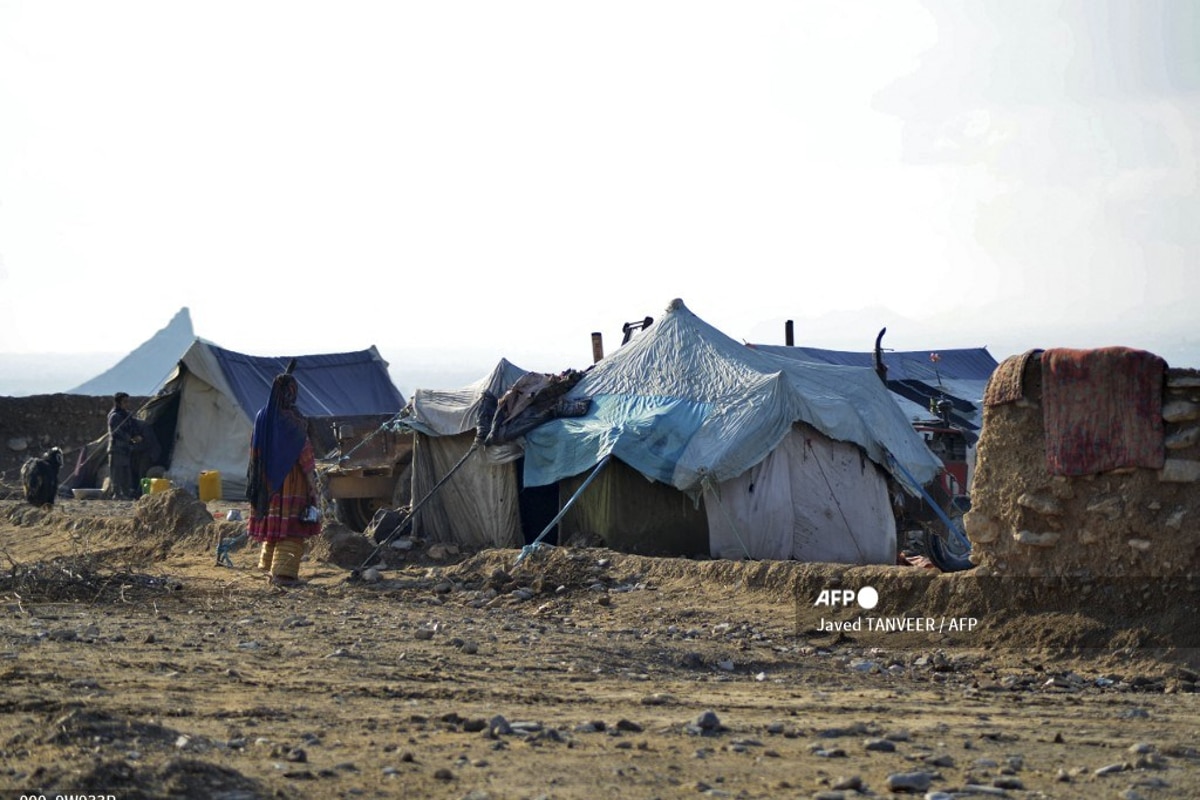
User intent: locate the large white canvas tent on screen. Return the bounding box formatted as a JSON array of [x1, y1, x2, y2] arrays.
[[522, 299, 944, 563], [396, 359, 560, 548], [67, 339, 406, 500]]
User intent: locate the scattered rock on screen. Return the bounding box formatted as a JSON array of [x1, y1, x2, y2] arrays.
[[686, 710, 726, 736], [885, 771, 933, 793]]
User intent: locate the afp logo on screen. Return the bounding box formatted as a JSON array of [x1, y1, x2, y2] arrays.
[[814, 586, 879, 610]]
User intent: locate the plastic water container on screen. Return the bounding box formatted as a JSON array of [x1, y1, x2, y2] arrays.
[[140, 477, 152, 496], [199, 470, 222, 502], [150, 478, 171, 494]]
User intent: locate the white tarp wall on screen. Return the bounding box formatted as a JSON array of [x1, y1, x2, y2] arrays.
[[165, 348, 254, 498], [706, 423, 896, 564], [410, 432, 523, 549]]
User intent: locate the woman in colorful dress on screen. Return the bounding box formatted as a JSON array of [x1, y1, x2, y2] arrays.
[[246, 371, 321, 586]]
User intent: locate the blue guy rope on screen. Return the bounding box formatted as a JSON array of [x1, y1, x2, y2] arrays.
[[884, 451, 972, 555], [517, 454, 612, 565]]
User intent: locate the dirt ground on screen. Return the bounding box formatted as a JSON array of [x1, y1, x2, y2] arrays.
[[0, 488, 1196, 800]]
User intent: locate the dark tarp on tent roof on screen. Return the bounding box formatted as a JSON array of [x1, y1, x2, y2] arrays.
[[750, 344, 999, 431], [210, 344, 406, 420]]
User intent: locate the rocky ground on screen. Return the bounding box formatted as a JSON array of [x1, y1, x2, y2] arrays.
[[0, 487, 1196, 800]]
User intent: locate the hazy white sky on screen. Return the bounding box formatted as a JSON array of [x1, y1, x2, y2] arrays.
[[2, 0, 1197, 376]]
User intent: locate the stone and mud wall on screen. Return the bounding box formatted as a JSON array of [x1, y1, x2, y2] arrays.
[[0, 394, 148, 488], [964, 361, 1200, 578]]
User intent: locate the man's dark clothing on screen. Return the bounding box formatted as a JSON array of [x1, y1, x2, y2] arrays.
[[107, 405, 138, 499]]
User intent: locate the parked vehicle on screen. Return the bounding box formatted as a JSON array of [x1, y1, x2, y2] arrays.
[[317, 418, 413, 531]]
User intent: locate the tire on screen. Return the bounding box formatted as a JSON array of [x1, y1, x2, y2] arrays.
[[336, 497, 386, 533], [929, 532, 974, 572]]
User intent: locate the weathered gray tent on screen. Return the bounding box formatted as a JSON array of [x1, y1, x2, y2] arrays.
[[522, 299, 944, 563], [396, 359, 560, 548]]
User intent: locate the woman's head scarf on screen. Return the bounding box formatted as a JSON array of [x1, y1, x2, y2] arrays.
[[246, 373, 307, 515]]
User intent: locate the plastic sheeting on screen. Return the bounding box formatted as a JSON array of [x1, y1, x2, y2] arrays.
[[400, 359, 529, 436], [523, 299, 942, 494], [706, 423, 896, 564], [753, 343, 998, 429]]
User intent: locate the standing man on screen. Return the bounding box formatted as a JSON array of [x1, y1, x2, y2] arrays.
[[107, 392, 141, 499]]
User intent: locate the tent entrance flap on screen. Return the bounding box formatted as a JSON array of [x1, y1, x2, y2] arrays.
[[557, 457, 709, 557]]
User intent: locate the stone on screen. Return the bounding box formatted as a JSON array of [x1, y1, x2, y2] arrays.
[[885, 771, 933, 792], [830, 775, 862, 791], [864, 738, 895, 752], [427, 544, 452, 560], [1160, 459, 1200, 483], [963, 512, 1001, 544], [1086, 495, 1124, 519], [6, 437, 28, 452], [813, 747, 847, 758], [641, 692, 675, 706], [1165, 426, 1200, 450], [1128, 539, 1152, 552], [1014, 530, 1060, 547], [1165, 509, 1186, 529], [993, 776, 1025, 789], [1167, 373, 1200, 388], [1162, 400, 1200, 423], [1095, 762, 1129, 776], [1018, 492, 1062, 516], [687, 710, 726, 736]]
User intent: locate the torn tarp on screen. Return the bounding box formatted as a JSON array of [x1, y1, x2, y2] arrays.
[[484, 369, 590, 445]]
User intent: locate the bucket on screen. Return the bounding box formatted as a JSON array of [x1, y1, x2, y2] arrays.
[[150, 478, 171, 494], [140, 477, 152, 496], [199, 470, 222, 502]]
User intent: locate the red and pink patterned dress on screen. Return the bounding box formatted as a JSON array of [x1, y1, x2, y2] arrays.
[[247, 439, 321, 543]]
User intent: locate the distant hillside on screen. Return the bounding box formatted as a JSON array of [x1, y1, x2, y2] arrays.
[[68, 308, 195, 396]]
